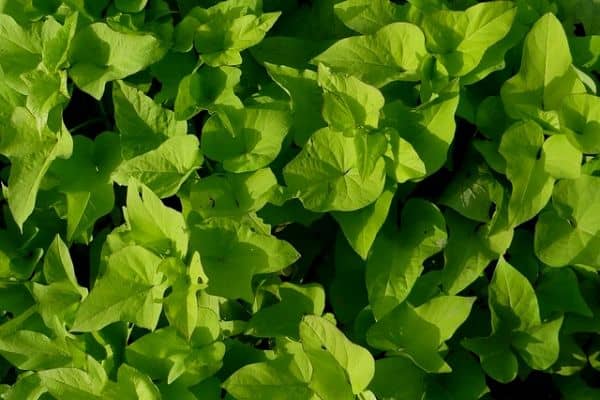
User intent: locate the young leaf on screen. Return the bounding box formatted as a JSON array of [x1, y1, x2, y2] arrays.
[[72, 245, 166, 332], [366, 199, 446, 319], [312, 22, 428, 87], [500, 13, 585, 128], [300, 315, 375, 394], [283, 127, 387, 212], [534, 175, 600, 268]]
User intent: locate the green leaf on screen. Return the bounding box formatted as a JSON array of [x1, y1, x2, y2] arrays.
[[104, 364, 160, 400], [0, 107, 72, 229], [0, 14, 41, 92], [317, 63, 385, 131], [542, 134, 582, 179], [38, 362, 107, 400], [415, 295, 475, 343], [188, 217, 299, 301], [312, 22, 428, 87], [174, 66, 243, 121], [120, 182, 189, 258], [300, 315, 375, 394], [112, 134, 203, 198], [499, 120, 554, 227], [304, 348, 354, 400], [489, 256, 541, 333], [0, 331, 72, 371], [247, 283, 325, 338], [266, 64, 326, 145], [175, 2, 280, 66], [513, 317, 563, 370], [32, 236, 87, 326], [223, 353, 314, 400], [421, 1, 517, 76], [440, 210, 503, 295], [69, 22, 166, 99], [163, 252, 209, 341], [283, 127, 386, 212], [500, 13, 584, 128], [383, 127, 427, 183], [366, 302, 451, 373], [534, 175, 600, 268], [113, 80, 187, 160], [47, 133, 119, 242], [42, 13, 78, 72], [334, 0, 405, 34], [370, 356, 425, 400], [383, 82, 460, 177], [536, 267, 592, 317], [366, 199, 446, 319], [72, 245, 166, 332], [462, 335, 518, 383], [201, 105, 292, 172], [559, 93, 600, 154], [189, 168, 278, 218], [332, 181, 395, 259], [126, 324, 224, 385]]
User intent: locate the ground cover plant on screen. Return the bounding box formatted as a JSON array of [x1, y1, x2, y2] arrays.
[[0, 0, 599, 398]]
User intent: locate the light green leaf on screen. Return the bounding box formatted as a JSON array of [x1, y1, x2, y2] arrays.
[[415, 295, 475, 343], [126, 325, 223, 386], [300, 315, 375, 394], [383, 127, 427, 183], [332, 181, 395, 259], [383, 82, 460, 177], [334, 0, 405, 34], [266, 63, 326, 145], [499, 120, 554, 227], [69, 22, 166, 99], [318, 63, 385, 131], [42, 13, 78, 72], [513, 317, 563, 370], [283, 127, 386, 212], [421, 1, 517, 76], [72, 245, 166, 332], [47, 133, 119, 242], [489, 257, 540, 333], [366, 199, 446, 319], [38, 363, 107, 400], [113, 80, 187, 160], [366, 303, 451, 373], [188, 217, 299, 301], [223, 353, 314, 400], [304, 348, 354, 400], [0, 14, 41, 92], [120, 182, 188, 258], [442, 212, 497, 294], [112, 135, 203, 198], [174, 66, 243, 121], [163, 252, 208, 341], [202, 105, 292, 172], [462, 335, 517, 383], [189, 168, 278, 218], [559, 93, 600, 154], [247, 283, 325, 338], [1, 107, 72, 229], [500, 13, 585, 128], [312, 22, 428, 87], [534, 175, 600, 268], [542, 134, 581, 179], [0, 331, 72, 371]]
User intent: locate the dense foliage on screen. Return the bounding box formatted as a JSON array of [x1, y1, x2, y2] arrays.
[[0, 0, 599, 398]]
